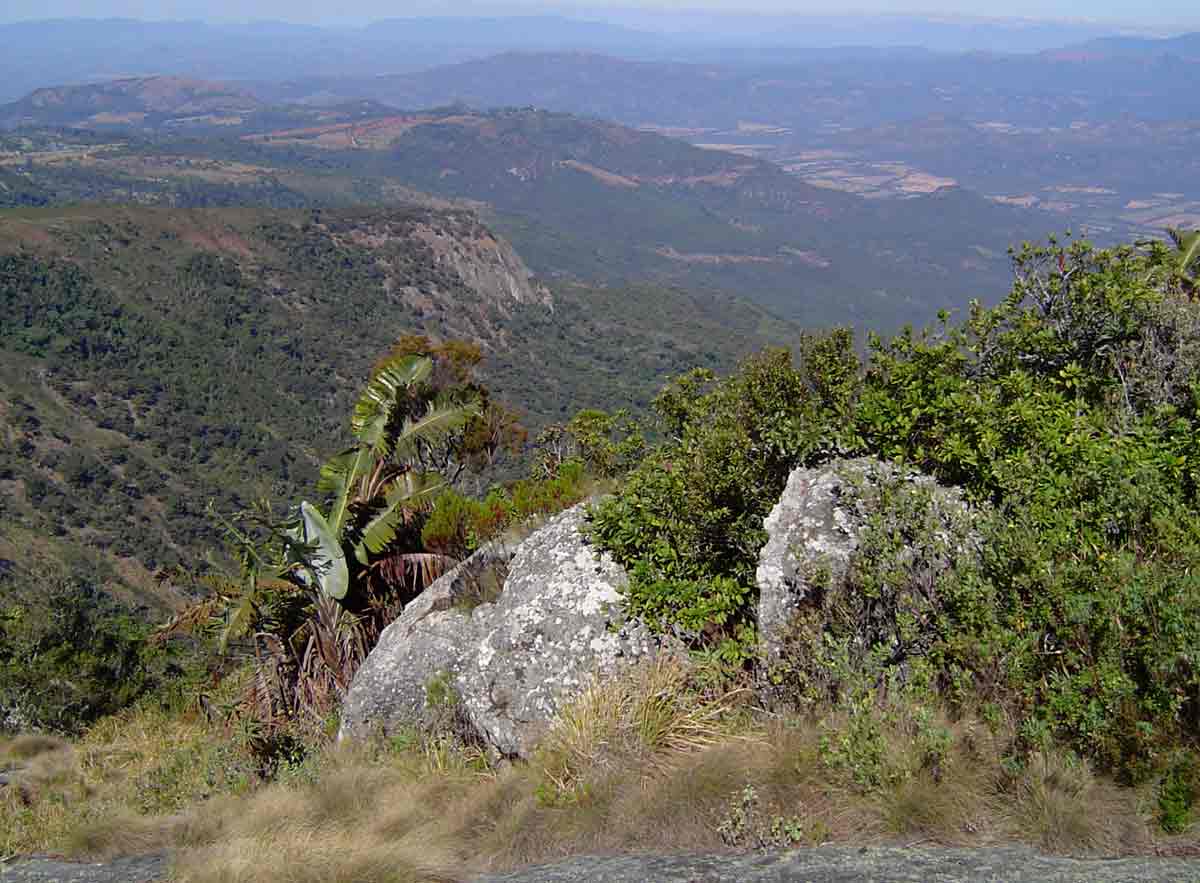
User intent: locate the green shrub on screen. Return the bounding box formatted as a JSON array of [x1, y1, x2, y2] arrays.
[[592, 236, 1200, 776], [590, 334, 861, 646], [1158, 756, 1198, 834], [0, 579, 188, 734], [421, 462, 589, 559]]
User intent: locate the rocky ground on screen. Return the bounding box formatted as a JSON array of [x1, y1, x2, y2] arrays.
[[5, 847, 1200, 882], [0, 854, 167, 882]]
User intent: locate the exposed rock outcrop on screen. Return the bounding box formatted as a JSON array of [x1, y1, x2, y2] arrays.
[[340, 504, 668, 757], [756, 458, 975, 664]]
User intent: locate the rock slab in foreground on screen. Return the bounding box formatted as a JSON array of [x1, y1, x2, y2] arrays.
[[473, 846, 1200, 883], [756, 458, 972, 664], [0, 854, 167, 883], [340, 504, 667, 757]]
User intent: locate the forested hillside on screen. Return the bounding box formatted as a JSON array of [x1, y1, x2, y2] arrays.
[[0, 203, 792, 611], [6, 23, 1200, 877]]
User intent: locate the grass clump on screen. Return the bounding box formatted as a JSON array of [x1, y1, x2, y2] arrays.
[[532, 655, 751, 803], [0, 671, 260, 860]]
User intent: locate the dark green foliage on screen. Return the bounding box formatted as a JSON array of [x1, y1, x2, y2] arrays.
[[0, 577, 180, 733], [0, 204, 788, 611], [774, 469, 979, 711], [1158, 756, 1198, 833], [593, 235, 1200, 775], [590, 332, 861, 646], [421, 461, 588, 559]]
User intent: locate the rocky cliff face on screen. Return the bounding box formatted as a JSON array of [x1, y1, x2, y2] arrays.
[[407, 214, 552, 314], [332, 209, 551, 336]]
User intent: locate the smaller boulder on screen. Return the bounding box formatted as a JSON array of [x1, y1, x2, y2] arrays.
[[756, 458, 975, 666]]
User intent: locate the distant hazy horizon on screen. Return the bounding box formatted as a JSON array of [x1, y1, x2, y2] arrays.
[[0, 3, 1194, 32]]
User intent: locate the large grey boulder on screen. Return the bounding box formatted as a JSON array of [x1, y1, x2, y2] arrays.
[[756, 458, 975, 665], [339, 504, 667, 757]]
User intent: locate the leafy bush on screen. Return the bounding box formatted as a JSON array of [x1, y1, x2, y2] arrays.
[[1157, 756, 1198, 834], [590, 333, 860, 647], [0, 580, 183, 733], [421, 461, 589, 559], [592, 235, 1200, 775]]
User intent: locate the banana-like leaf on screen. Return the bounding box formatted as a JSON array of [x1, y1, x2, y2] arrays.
[[355, 472, 448, 561], [299, 501, 350, 601], [220, 588, 257, 654], [1172, 228, 1200, 275], [320, 445, 375, 536], [317, 448, 364, 496], [385, 470, 449, 506], [391, 393, 482, 464], [351, 354, 433, 453]]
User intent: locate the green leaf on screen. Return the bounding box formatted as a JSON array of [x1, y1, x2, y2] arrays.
[[1172, 228, 1200, 275], [219, 588, 256, 655], [320, 445, 373, 536], [391, 393, 482, 463], [299, 501, 350, 601], [351, 354, 433, 453], [356, 472, 447, 559]]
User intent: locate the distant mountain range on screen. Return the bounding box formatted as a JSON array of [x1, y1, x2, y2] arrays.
[[1062, 31, 1200, 58], [0, 81, 1048, 331], [0, 15, 1187, 103]]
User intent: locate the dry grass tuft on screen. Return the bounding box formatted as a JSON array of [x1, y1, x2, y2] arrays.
[[0, 692, 255, 859], [63, 811, 178, 860], [1002, 748, 1151, 855], [169, 747, 470, 883], [173, 832, 462, 883], [534, 655, 751, 798], [3, 733, 69, 761], [1, 661, 1166, 876]]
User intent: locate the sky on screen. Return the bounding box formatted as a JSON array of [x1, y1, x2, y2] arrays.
[[0, 0, 1194, 29]]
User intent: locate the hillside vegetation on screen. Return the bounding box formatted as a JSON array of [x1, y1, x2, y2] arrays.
[[0, 100, 1047, 329], [7, 233, 1200, 880], [0, 203, 791, 616], [5, 59, 1200, 880]]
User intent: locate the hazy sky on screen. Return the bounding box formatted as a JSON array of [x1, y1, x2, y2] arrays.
[[0, 0, 1194, 29]]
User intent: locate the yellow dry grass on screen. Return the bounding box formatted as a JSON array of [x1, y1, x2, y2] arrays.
[[3, 659, 1167, 879], [0, 683, 251, 859]]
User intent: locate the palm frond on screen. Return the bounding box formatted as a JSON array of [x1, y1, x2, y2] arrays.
[[320, 446, 376, 536], [1170, 228, 1200, 275], [353, 472, 448, 562], [220, 589, 259, 654], [351, 353, 433, 453], [153, 596, 225, 643], [391, 392, 482, 464], [373, 551, 459, 593]]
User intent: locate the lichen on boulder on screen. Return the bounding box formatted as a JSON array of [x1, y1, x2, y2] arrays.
[[339, 503, 670, 757], [755, 458, 977, 668]]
